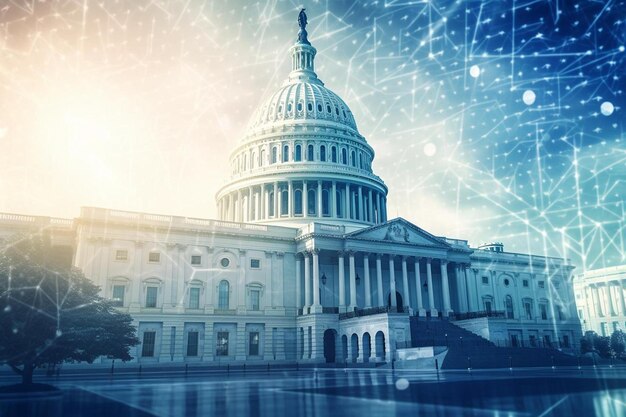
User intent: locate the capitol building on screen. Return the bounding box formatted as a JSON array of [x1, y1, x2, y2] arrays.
[[0, 13, 583, 365]]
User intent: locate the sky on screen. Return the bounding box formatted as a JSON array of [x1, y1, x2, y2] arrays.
[[0, 0, 624, 271]]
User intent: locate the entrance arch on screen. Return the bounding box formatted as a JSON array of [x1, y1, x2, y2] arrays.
[[351, 333, 359, 363], [341, 335, 348, 364], [375, 331, 386, 361], [388, 291, 403, 310], [362, 332, 372, 363], [323, 329, 337, 363]]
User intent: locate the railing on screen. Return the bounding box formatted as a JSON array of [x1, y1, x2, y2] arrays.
[[451, 310, 506, 320], [339, 306, 408, 320], [0, 212, 73, 229], [322, 307, 339, 314]]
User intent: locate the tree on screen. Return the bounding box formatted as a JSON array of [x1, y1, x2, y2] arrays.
[[611, 330, 626, 358], [595, 336, 613, 359], [0, 234, 139, 385], [580, 331, 597, 354]]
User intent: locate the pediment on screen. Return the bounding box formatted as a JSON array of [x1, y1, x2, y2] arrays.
[[346, 218, 450, 248]]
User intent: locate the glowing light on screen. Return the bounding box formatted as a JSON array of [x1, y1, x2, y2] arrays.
[[600, 101, 614, 116], [522, 90, 536, 105], [469, 65, 480, 78], [423, 143, 437, 156], [395, 378, 410, 390]]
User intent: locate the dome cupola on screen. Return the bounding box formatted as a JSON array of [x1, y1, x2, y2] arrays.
[[216, 9, 388, 230]]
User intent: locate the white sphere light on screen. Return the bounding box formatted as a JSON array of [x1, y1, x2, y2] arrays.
[[522, 90, 536, 106], [395, 378, 410, 390], [600, 101, 615, 116], [423, 143, 437, 157], [469, 65, 480, 78]]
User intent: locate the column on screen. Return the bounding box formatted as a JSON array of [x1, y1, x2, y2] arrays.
[[277, 183, 283, 217], [345, 184, 351, 219], [312, 249, 321, 312], [621, 280, 626, 318], [401, 256, 411, 312], [254, 188, 260, 221], [236, 190, 242, 222], [296, 255, 302, 310], [376, 193, 381, 223], [303, 181, 308, 218], [247, 187, 253, 222], [441, 260, 452, 316], [317, 181, 323, 217], [348, 252, 357, 310], [273, 182, 278, 218], [331, 181, 337, 218], [228, 194, 233, 221], [368, 189, 373, 223], [304, 252, 311, 312], [262, 185, 268, 220], [389, 256, 397, 309], [288, 181, 294, 217], [414, 257, 425, 316], [426, 258, 437, 316], [364, 254, 372, 308], [464, 265, 475, 311], [376, 254, 384, 307], [455, 264, 468, 313], [607, 282, 617, 316], [358, 186, 363, 221], [338, 252, 346, 312]]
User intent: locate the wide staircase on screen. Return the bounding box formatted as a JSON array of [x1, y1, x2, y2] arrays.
[[409, 317, 592, 369]]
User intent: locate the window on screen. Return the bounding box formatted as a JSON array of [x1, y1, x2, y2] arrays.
[[281, 189, 288, 215], [271, 147, 277, 164], [317, 103, 322, 112], [218, 280, 230, 309], [523, 279, 529, 287], [341, 148, 347, 164], [115, 250, 128, 261], [322, 189, 330, 216], [482, 276, 489, 285], [331, 146, 337, 162], [295, 144, 302, 162], [294, 189, 303, 215], [149, 252, 160, 263], [146, 286, 158, 308], [250, 289, 260, 311], [287, 103, 292, 113], [260, 149, 265, 166], [251, 152, 256, 169], [191, 255, 202, 265], [503, 278, 510, 287], [335, 190, 343, 217], [553, 280, 560, 289], [524, 301, 533, 319], [307, 189, 316, 215], [307, 103, 313, 111], [543, 335, 552, 347], [484, 300, 492, 313], [187, 331, 199, 357], [557, 305, 565, 321], [141, 331, 156, 357], [326, 104, 331, 113], [540, 303, 548, 320], [351, 150, 356, 167], [538, 281, 545, 289], [529, 335, 537, 347], [562, 335, 570, 348], [282, 145, 289, 162], [220, 258, 230, 268], [249, 332, 259, 356], [307, 144, 314, 161], [112, 285, 125, 307], [189, 288, 200, 309], [216, 331, 229, 356], [297, 102, 302, 112], [505, 295, 514, 319], [268, 191, 275, 217], [320, 145, 326, 162], [250, 259, 261, 269]]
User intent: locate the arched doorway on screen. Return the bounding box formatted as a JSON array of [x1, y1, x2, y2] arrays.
[[375, 331, 386, 361], [341, 335, 348, 364], [362, 333, 371, 363], [388, 291, 403, 310], [351, 333, 359, 362], [323, 329, 336, 363]]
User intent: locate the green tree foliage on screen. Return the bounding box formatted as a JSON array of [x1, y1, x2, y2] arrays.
[[0, 234, 139, 384], [610, 330, 626, 357], [580, 330, 597, 354]]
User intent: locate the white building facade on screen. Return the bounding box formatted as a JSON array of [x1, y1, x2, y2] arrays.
[[0, 15, 583, 364], [574, 266, 626, 336]]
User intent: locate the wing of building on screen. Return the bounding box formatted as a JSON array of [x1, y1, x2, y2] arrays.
[[0, 13, 583, 365]]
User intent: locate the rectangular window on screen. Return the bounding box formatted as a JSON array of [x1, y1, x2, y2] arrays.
[[148, 252, 160, 263], [543, 335, 552, 347], [562, 335, 570, 348], [524, 302, 532, 320], [250, 290, 260, 311], [538, 281, 545, 289], [250, 259, 261, 269], [557, 305, 565, 321], [191, 255, 202, 265], [540, 304, 548, 320], [112, 285, 125, 307], [216, 332, 229, 356], [146, 286, 158, 308], [482, 276, 489, 285], [523, 279, 529, 287], [141, 331, 156, 357], [529, 335, 537, 347], [249, 332, 259, 356], [115, 250, 128, 261], [189, 288, 200, 309], [484, 301, 492, 313], [187, 331, 199, 357]]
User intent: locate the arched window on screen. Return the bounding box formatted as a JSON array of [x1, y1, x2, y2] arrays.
[[281, 190, 288, 215], [359, 153, 363, 169], [307, 189, 316, 215], [218, 280, 229, 309], [335, 190, 342, 217], [260, 149, 265, 167], [351, 150, 356, 167], [341, 148, 347, 164], [320, 145, 326, 162], [322, 189, 330, 216], [295, 144, 302, 162], [268, 191, 275, 217], [271, 147, 277, 164], [294, 189, 303, 215], [251, 152, 256, 169], [307, 144, 314, 161], [243, 154, 248, 170], [505, 295, 514, 319], [331, 146, 337, 163], [307, 103, 313, 112], [282, 145, 289, 163]]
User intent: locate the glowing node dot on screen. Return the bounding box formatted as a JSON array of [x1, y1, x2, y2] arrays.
[[522, 90, 536, 106], [620, 46, 625, 52], [600, 101, 614, 116], [423, 143, 437, 156], [469, 65, 480, 78], [395, 378, 410, 390]]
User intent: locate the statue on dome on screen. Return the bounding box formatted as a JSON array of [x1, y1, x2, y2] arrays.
[[297, 8, 310, 44]]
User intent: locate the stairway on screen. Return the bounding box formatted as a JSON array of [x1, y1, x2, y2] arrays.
[[408, 317, 591, 369]]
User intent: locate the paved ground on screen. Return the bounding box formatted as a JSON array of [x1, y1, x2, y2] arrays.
[[1, 366, 626, 417]]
